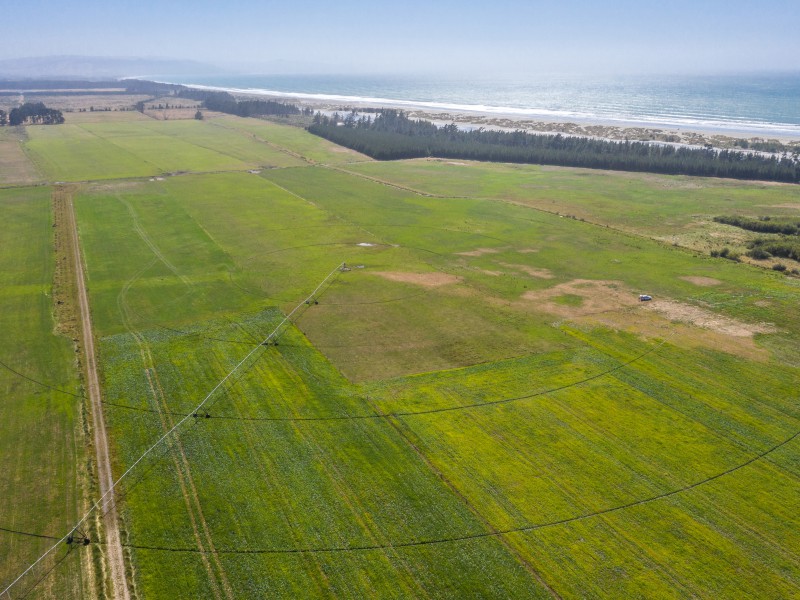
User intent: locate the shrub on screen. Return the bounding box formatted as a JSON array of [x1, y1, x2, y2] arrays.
[[747, 248, 771, 260]]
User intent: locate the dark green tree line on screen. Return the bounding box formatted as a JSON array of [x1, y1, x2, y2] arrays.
[[176, 90, 309, 118], [307, 110, 800, 184]]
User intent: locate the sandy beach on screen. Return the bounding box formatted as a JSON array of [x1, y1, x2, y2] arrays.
[[225, 88, 800, 151]]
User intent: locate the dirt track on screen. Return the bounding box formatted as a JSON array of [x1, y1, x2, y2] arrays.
[[62, 187, 131, 600]]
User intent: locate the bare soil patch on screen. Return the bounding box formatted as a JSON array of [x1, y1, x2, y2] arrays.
[[519, 279, 773, 360], [521, 279, 638, 316], [591, 308, 771, 361], [643, 299, 776, 337], [767, 203, 800, 210], [680, 276, 722, 286], [457, 247, 500, 257], [370, 271, 463, 287], [517, 248, 540, 254], [501, 262, 554, 279]]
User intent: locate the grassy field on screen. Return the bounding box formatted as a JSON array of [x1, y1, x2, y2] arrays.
[[343, 159, 800, 254], [0, 187, 94, 598], [23, 116, 310, 182], [213, 115, 371, 165], [2, 110, 799, 598], [0, 126, 42, 185]]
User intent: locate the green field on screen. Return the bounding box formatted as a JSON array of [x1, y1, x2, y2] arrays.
[[22, 117, 333, 182], [343, 159, 800, 252], [2, 110, 799, 598], [0, 188, 92, 598]]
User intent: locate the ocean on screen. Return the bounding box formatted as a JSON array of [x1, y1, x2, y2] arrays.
[[158, 73, 800, 138]]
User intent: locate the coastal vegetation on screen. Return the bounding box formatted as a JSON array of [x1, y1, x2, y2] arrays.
[[746, 238, 800, 262], [308, 109, 800, 183], [177, 89, 310, 118], [714, 214, 800, 236], [1, 106, 799, 598], [712, 215, 800, 266]]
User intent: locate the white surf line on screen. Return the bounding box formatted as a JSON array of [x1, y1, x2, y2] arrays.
[[0, 262, 344, 598]]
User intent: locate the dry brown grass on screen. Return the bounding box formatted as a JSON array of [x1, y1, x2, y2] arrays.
[[35, 94, 151, 111], [766, 203, 800, 210], [585, 308, 771, 362], [52, 185, 81, 341], [65, 110, 153, 124], [0, 127, 42, 184], [500, 262, 554, 279], [370, 271, 463, 287], [144, 108, 227, 121], [517, 278, 774, 360], [679, 275, 722, 286], [457, 247, 500, 257], [521, 279, 637, 316], [643, 299, 776, 337]]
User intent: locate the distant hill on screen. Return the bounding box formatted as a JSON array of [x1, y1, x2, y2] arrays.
[[0, 56, 229, 79]]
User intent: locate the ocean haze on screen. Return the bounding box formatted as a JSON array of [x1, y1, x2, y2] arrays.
[[0, 56, 226, 79]]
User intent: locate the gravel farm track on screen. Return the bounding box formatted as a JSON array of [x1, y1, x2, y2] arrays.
[[62, 186, 131, 600]]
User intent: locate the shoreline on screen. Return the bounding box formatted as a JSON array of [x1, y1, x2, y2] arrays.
[[404, 111, 800, 152], [172, 81, 800, 149]]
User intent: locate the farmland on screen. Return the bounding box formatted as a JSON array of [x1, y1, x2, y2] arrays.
[[0, 187, 94, 597], [1, 109, 799, 598]]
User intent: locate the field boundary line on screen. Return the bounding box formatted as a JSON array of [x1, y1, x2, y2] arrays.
[[210, 120, 315, 165], [64, 186, 131, 600], [0, 259, 344, 598], [261, 176, 385, 245], [325, 164, 452, 198]]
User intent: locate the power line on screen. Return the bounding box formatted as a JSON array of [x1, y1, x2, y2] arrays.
[[0, 526, 61, 541], [0, 263, 343, 598], [112, 424, 800, 556], [97, 337, 667, 421], [0, 357, 85, 400]]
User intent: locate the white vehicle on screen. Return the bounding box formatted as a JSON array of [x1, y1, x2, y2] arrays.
[[639, 294, 652, 301]]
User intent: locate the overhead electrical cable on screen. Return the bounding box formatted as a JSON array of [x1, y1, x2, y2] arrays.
[[0, 263, 344, 598]]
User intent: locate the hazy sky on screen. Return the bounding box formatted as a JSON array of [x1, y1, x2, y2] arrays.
[[4, 0, 799, 75]]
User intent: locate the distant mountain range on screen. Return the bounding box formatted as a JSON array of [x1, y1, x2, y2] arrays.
[[0, 56, 344, 80], [0, 56, 229, 80]]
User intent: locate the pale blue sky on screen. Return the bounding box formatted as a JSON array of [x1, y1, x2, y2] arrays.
[[4, 0, 799, 75]]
